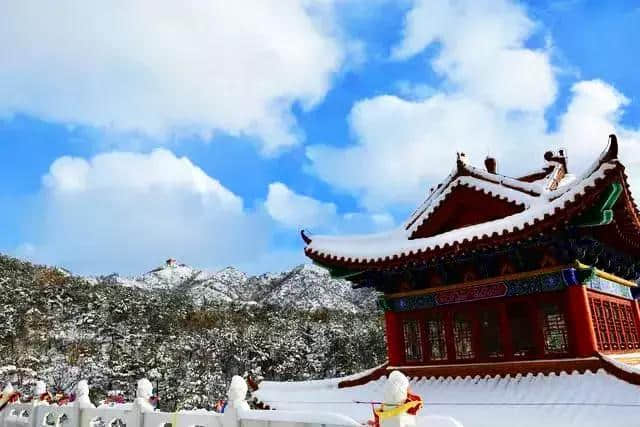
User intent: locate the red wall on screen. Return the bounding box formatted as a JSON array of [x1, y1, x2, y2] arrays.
[[566, 285, 598, 357], [387, 291, 575, 366]]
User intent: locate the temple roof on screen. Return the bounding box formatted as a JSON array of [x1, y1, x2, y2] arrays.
[[302, 135, 640, 270], [252, 356, 640, 427]]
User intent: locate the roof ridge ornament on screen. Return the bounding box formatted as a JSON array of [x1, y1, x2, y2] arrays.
[[300, 229, 312, 244], [456, 152, 469, 172], [484, 156, 497, 174], [543, 149, 568, 172], [602, 134, 619, 163]]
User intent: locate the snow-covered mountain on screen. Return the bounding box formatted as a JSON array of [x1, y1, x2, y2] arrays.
[[0, 254, 386, 409], [94, 261, 377, 312]]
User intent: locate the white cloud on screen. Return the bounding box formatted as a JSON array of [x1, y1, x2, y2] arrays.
[[19, 149, 280, 275], [394, 80, 436, 100], [554, 80, 640, 191], [555, 80, 636, 167], [308, 79, 640, 210], [265, 182, 337, 229], [306, 0, 640, 210], [0, 1, 344, 154], [265, 182, 394, 233], [308, 89, 556, 209], [391, 0, 556, 111], [18, 151, 396, 275], [43, 150, 242, 211]]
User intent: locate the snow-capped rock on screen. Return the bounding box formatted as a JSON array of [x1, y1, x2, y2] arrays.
[[92, 260, 377, 312]]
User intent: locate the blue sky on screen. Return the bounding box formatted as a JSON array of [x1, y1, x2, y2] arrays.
[[1, 0, 640, 275]]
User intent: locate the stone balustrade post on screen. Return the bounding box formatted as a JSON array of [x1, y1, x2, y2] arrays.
[[0, 382, 16, 427], [221, 376, 249, 427], [0, 384, 7, 427], [73, 380, 94, 409], [133, 378, 155, 413], [31, 381, 48, 407]]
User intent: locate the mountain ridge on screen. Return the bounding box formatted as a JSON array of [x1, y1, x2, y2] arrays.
[[90, 260, 377, 312], [0, 253, 386, 409]]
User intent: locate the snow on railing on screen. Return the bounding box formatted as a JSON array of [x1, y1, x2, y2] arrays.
[[0, 375, 361, 427]]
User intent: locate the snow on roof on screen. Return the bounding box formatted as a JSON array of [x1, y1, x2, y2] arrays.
[[600, 353, 640, 375], [305, 161, 618, 263], [253, 369, 640, 427], [404, 174, 539, 236], [402, 163, 546, 232]]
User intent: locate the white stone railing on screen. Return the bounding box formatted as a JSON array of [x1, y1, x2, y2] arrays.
[[0, 373, 462, 427], [0, 375, 360, 427], [0, 404, 360, 427]]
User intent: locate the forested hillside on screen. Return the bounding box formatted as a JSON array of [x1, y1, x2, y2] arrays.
[[0, 255, 385, 410]]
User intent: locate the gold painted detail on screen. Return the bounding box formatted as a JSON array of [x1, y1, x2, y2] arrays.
[[574, 261, 638, 288]]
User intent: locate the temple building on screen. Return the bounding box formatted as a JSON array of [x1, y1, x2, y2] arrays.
[[302, 135, 640, 374], [253, 135, 640, 427]]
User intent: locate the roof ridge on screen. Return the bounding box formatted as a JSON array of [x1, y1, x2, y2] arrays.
[[404, 163, 542, 232], [305, 161, 618, 264], [303, 135, 632, 267], [405, 175, 535, 237]]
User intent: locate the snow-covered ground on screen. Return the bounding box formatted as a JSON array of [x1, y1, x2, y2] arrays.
[[253, 369, 640, 427]]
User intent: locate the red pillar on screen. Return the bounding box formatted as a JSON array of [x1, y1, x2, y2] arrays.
[[499, 303, 513, 361], [529, 299, 546, 358], [566, 285, 598, 357], [385, 311, 403, 366], [445, 310, 456, 363]]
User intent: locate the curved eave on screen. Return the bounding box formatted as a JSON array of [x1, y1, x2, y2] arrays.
[[587, 166, 640, 254], [304, 164, 624, 270]]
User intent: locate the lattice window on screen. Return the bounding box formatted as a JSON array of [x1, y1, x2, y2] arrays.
[[541, 303, 569, 355], [612, 303, 625, 350], [403, 319, 423, 362], [426, 314, 447, 361], [453, 312, 474, 360], [622, 306, 640, 349], [590, 298, 605, 349], [603, 301, 620, 351], [590, 298, 610, 350], [589, 294, 640, 352], [479, 309, 503, 358]]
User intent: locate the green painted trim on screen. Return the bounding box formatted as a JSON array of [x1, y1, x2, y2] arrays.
[[574, 182, 622, 227]]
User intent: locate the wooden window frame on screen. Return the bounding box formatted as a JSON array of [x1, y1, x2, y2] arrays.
[[402, 318, 424, 363], [425, 313, 448, 361], [452, 310, 475, 361], [587, 290, 640, 353], [397, 291, 570, 365], [540, 302, 570, 356]]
